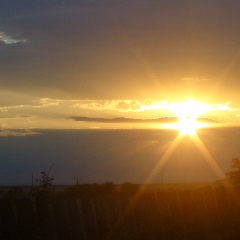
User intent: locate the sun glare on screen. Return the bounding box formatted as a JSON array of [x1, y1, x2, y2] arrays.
[[168, 99, 211, 135], [169, 99, 211, 118], [177, 117, 198, 136]]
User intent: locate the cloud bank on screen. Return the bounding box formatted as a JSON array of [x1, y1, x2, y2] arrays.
[[67, 116, 221, 124]]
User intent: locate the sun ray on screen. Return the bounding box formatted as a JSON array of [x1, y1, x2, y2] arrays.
[[105, 131, 183, 238], [191, 134, 225, 179], [143, 134, 183, 183], [190, 134, 240, 207], [107, 99, 232, 237]]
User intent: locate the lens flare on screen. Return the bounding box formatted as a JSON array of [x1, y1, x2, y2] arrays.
[[167, 99, 212, 135]]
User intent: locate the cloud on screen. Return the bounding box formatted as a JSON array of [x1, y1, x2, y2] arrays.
[[67, 116, 178, 123], [37, 98, 60, 107], [0, 115, 32, 119], [211, 102, 233, 111], [73, 99, 169, 112], [0, 31, 26, 44], [0, 98, 168, 113], [0, 98, 59, 112], [0, 129, 41, 137], [0, 96, 237, 129], [1, 97, 235, 114], [0, 104, 33, 112], [67, 116, 220, 124]]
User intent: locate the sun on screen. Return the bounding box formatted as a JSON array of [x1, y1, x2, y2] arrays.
[[176, 117, 198, 136], [168, 99, 211, 135]]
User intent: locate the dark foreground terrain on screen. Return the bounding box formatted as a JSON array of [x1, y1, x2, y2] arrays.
[[0, 184, 240, 239]]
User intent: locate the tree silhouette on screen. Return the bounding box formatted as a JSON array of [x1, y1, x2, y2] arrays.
[[36, 171, 54, 191], [35, 164, 55, 194], [226, 158, 240, 184]]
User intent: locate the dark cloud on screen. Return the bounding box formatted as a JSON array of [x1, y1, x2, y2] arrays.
[[0, 129, 41, 137], [1, 1, 240, 100], [67, 116, 178, 123], [67, 116, 220, 124], [0, 115, 32, 119]]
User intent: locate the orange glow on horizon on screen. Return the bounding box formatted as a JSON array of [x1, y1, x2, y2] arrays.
[[162, 99, 212, 135], [169, 99, 212, 118]]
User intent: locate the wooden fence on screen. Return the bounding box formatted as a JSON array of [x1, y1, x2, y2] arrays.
[[0, 186, 240, 239]]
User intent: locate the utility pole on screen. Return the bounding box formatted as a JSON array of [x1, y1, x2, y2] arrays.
[[75, 175, 80, 185], [32, 173, 34, 187]]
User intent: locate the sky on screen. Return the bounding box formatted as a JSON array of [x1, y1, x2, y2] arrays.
[[1, 128, 240, 185], [1, 0, 240, 130], [1, 1, 240, 185]]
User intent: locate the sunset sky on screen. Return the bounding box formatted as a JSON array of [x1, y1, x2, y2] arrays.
[[2, 1, 240, 185], [1, 0, 240, 131]]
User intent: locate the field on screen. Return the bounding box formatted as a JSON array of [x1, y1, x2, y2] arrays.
[[0, 183, 240, 239]]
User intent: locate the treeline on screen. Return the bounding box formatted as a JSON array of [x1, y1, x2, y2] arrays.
[[0, 182, 139, 199]]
